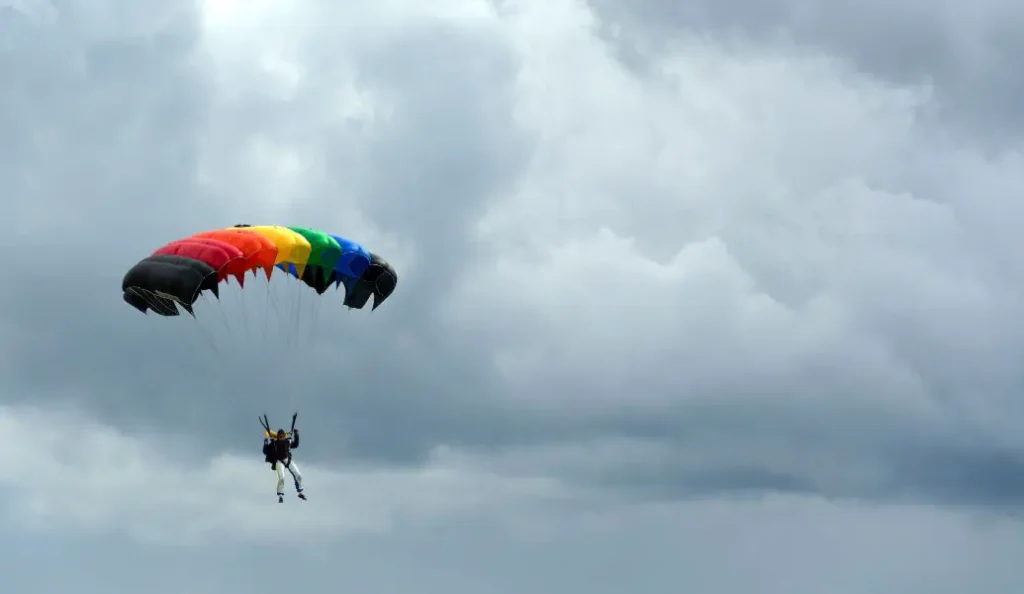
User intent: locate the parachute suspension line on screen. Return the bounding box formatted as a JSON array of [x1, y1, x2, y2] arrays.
[[169, 304, 218, 367], [310, 281, 329, 349], [301, 278, 315, 348], [308, 293, 322, 348], [238, 277, 250, 340], [289, 289, 305, 415], [298, 279, 306, 351], [194, 293, 229, 355], [262, 273, 275, 338], [277, 274, 301, 412], [194, 287, 232, 350], [290, 274, 303, 352], [198, 291, 231, 353], [264, 273, 289, 362], [215, 293, 232, 335], [121, 225, 399, 433], [282, 276, 292, 350], [177, 318, 223, 387], [186, 303, 224, 360], [296, 278, 307, 350], [277, 274, 293, 359], [130, 286, 224, 363]]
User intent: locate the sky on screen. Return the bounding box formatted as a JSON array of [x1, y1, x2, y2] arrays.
[[2, 0, 1024, 592]]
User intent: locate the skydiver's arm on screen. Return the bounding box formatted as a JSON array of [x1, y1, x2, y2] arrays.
[[262, 440, 271, 455], [291, 430, 299, 449]]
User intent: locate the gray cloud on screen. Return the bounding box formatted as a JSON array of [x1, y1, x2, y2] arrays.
[[587, 0, 1024, 146], [3, 0, 1024, 505], [0, 3, 526, 464], [3, 0, 1024, 591]]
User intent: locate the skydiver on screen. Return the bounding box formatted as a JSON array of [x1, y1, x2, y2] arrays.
[[263, 428, 307, 503]]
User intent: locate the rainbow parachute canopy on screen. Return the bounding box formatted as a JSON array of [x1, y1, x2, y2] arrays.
[[121, 225, 398, 316]]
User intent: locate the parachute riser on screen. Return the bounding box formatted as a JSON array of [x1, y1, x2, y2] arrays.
[[259, 412, 297, 439]]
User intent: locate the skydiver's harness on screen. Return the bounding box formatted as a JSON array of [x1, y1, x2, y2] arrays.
[[260, 412, 298, 470], [266, 444, 292, 470]]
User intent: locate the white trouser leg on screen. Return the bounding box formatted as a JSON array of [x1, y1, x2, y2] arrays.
[[283, 459, 303, 492], [274, 463, 285, 496]]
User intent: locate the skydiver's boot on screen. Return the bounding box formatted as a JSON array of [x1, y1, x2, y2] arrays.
[[278, 492, 285, 503], [297, 489, 307, 501]]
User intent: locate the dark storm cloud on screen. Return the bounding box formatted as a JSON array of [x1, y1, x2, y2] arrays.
[[4, 0, 1024, 516], [0, 0, 218, 406], [0, 4, 534, 466], [587, 0, 1024, 146], [0, 0, 216, 230]]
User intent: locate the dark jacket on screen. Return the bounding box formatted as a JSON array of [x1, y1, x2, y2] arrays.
[[263, 432, 299, 464]]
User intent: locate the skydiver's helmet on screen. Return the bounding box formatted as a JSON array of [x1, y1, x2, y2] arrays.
[[276, 429, 287, 440]]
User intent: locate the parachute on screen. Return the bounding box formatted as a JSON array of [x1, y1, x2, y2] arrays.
[[121, 224, 398, 317], [121, 226, 392, 487]]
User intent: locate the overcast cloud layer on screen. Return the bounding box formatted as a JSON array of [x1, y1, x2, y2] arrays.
[[2, 0, 1024, 592]]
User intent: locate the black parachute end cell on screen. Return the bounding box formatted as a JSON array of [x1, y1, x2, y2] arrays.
[[122, 259, 169, 314], [150, 253, 218, 304], [331, 272, 350, 293], [203, 274, 220, 300], [330, 271, 352, 302], [324, 270, 341, 290], [371, 257, 398, 310], [342, 252, 397, 310], [155, 300, 182, 316], [123, 288, 180, 317], [366, 253, 397, 310], [123, 289, 149, 314], [301, 265, 332, 295], [121, 259, 147, 292], [342, 278, 373, 309], [122, 254, 218, 312]]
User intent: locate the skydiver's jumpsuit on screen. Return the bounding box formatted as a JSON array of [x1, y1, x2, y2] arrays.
[[263, 432, 304, 498]]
